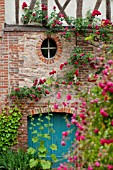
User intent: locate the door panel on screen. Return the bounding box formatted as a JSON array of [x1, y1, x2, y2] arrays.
[[28, 113, 77, 168]]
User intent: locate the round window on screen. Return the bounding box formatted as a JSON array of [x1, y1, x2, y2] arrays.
[[41, 38, 57, 58]]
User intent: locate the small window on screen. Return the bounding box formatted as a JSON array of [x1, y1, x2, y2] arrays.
[[41, 38, 57, 58]]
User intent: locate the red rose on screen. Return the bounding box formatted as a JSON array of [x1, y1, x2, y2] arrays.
[[22, 2, 27, 9], [92, 10, 101, 17], [15, 88, 20, 91], [45, 90, 50, 94]]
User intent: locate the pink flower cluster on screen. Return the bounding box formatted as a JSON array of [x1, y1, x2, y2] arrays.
[[100, 138, 113, 145], [99, 80, 113, 95], [100, 109, 108, 117]]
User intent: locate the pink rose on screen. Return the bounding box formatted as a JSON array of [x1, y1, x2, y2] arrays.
[[66, 94, 72, 100], [100, 109, 108, 117], [54, 103, 58, 109], [56, 92, 61, 99]]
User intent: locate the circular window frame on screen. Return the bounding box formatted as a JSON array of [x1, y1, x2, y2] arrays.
[[41, 38, 57, 59], [37, 34, 62, 64]]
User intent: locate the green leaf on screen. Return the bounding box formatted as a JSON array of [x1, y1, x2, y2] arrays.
[[27, 147, 36, 155], [43, 133, 51, 139], [38, 145, 47, 153], [32, 130, 37, 134], [32, 136, 38, 143], [46, 78, 53, 85], [40, 160, 51, 169], [50, 144, 57, 150], [51, 154, 58, 162], [29, 158, 39, 168]]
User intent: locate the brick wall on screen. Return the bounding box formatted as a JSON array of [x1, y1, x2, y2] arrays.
[[0, 0, 5, 35], [0, 27, 94, 149], [0, 0, 6, 110]]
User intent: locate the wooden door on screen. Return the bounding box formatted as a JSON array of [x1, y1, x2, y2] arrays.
[[28, 113, 77, 168]]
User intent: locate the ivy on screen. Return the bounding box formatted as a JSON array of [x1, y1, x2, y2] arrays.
[[0, 106, 22, 152]]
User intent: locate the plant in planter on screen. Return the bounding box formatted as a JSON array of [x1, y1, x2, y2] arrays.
[[10, 78, 50, 102]]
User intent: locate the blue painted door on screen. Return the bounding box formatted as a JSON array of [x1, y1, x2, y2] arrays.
[[28, 113, 76, 168]]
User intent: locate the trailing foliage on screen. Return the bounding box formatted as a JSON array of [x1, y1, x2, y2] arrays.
[[0, 106, 22, 152]]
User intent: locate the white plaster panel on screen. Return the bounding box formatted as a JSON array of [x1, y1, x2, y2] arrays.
[[48, 0, 77, 25], [82, 0, 106, 19], [5, 0, 16, 24], [82, 0, 106, 20]]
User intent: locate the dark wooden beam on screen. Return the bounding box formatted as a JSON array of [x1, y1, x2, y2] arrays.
[[29, 0, 37, 10], [76, 0, 83, 18], [54, 0, 71, 24], [15, 0, 19, 24], [94, 0, 102, 10], [106, 0, 111, 20]]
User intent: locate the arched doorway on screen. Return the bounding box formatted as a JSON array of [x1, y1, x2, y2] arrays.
[[28, 112, 77, 168]]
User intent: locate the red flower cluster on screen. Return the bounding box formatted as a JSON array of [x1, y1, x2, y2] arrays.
[[100, 138, 113, 145], [33, 78, 38, 86], [49, 70, 56, 75], [15, 88, 20, 91], [39, 78, 46, 84], [60, 62, 68, 70], [92, 10, 101, 17], [102, 19, 112, 26], [22, 2, 27, 9], [41, 4, 47, 10], [74, 70, 79, 76]]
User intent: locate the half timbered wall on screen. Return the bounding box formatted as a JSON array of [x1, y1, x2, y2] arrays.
[[3, 0, 113, 25]]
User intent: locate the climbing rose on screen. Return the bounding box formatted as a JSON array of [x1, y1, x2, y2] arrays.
[[60, 63, 64, 70], [61, 141, 66, 146], [33, 78, 38, 86], [49, 70, 56, 75], [62, 131, 68, 137], [53, 6, 56, 10], [41, 4, 47, 10], [62, 102, 67, 107], [92, 10, 101, 17], [94, 128, 99, 133], [108, 165, 113, 170], [80, 113, 86, 119], [66, 94, 72, 100], [111, 120, 113, 126], [22, 2, 27, 9], [67, 123, 71, 128], [88, 166, 94, 170], [100, 109, 108, 117], [15, 87, 20, 91], [56, 92, 61, 99], [95, 162, 100, 167], [54, 103, 58, 109], [45, 90, 50, 94]]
